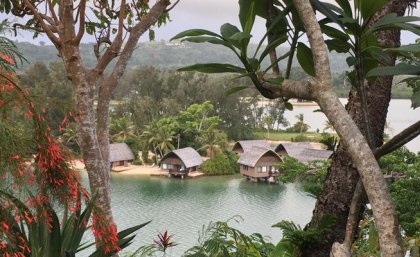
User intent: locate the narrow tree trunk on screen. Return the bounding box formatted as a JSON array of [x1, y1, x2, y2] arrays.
[[292, 0, 403, 255], [301, 1, 409, 256]]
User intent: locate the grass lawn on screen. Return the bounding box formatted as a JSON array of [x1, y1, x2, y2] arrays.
[[255, 130, 324, 142]]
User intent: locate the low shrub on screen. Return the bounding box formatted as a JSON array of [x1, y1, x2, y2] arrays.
[[201, 151, 239, 175]]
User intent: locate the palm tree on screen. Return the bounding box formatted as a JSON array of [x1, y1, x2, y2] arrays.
[[323, 120, 335, 132], [293, 113, 310, 134], [198, 128, 228, 158], [140, 121, 175, 161], [110, 115, 136, 142], [261, 115, 273, 139], [62, 122, 81, 148]]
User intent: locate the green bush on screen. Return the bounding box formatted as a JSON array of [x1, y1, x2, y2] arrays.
[[132, 159, 142, 165], [201, 151, 239, 175], [291, 134, 310, 142]]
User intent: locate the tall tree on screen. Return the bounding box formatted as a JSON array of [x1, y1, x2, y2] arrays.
[[302, 1, 419, 256], [172, 0, 420, 255], [0, 0, 177, 249]]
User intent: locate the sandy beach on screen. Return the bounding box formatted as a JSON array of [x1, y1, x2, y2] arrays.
[[71, 160, 203, 177], [72, 160, 161, 174]]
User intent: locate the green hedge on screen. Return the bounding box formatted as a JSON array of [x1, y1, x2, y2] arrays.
[[201, 152, 239, 175]]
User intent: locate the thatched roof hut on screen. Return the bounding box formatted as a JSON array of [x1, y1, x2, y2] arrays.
[[232, 140, 270, 154], [274, 142, 313, 158], [160, 147, 203, 176], [238, 147, 283, 180], [109, 143, 135, 167], [295, 148, 333, 164]]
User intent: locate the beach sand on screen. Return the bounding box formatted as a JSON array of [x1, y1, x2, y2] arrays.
[[71, 160, 203, 177]]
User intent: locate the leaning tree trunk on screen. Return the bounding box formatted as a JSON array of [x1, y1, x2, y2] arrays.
[[60, 43, 116, 248], [301, 1, 410, 256]]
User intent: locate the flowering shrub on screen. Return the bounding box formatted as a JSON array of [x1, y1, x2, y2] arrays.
[[0, 41, 145, 256]]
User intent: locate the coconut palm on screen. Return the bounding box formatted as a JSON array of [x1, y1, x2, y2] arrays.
[[198, 128, 228, 158], [293, 113, 310, 134], [323, 120, 335, 133], [141, 121, 175, 160], [110, 115, 136, 142], [62, 122, 81, 148]]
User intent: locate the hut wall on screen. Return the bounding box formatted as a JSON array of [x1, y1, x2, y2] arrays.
[[161, 157, 184, 166], [276, 150, 288, 157]]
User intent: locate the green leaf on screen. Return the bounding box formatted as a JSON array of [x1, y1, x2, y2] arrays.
[[334, 0, 352, 17], [229, 32, 252, 48], [177, 63, 247, 74], [220, 23, 241, 39], [346, 56, 357, 67], [181, 36, 234, 49], [367, 63, 420, 77], [411, 90, 420, 109], [259, 34, 288, 63], [171, 29, 221, 41], [269, 240, 300, 257], [284, 102, 294, 111], [310, 0, 341, 24], [225, 86, 249, 96], [239, 0, 256, 33], [339, 17, 362, 35], [368, 14, 420, 35], [386, 44, 420, 54], [325, 39, 352, 53], [48, 208, 62, 257], [117, 221, 151, 240], [265, 76, 285, 85], [320, 24, 350, 41], [296, 42, 315, 76], [355, 0, 387, 20]]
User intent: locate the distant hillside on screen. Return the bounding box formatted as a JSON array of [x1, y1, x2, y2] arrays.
[[14, 40, 350, 73]]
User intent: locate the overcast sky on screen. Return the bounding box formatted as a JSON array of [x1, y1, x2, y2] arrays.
[[153, 0, 419, 44], [3, 0, 419, 45]]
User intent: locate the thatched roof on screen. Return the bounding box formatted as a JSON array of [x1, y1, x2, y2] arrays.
[[109, 143, 135, 162], [238, 147, 281, 167], [160, 147, 203, 168], [296, 148, 333, 164], [274, 142, 313, 158], [232, 140, 270, 153]]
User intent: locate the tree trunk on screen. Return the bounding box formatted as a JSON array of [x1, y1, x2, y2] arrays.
[[301, 1, 409, 256]]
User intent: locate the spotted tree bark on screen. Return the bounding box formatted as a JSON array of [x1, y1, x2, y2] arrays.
[[13, 0, 172, 250], [300, 1, 411, 256], [256, 0, 404, 255]]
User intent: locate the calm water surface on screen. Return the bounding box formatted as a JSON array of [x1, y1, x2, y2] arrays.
[[81, 174, 316, 256], [282, 99, 420, 152]]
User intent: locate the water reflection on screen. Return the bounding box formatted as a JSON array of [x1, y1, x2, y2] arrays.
[[80, 174, 316, 256]]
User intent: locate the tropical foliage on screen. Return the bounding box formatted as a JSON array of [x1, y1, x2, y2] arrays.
[[201, 151, 239, 176]]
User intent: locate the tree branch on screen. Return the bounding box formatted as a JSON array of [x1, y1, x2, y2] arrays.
[[94, 0, 126, 74], [74, 0, 86, 44], [267, 0, 280, 75], [292, 0, 403, 255], [375, 120, 420, 158], [166, 0, 180, 12], [47, 0, 59, 25], [22, 0, 61, 46]]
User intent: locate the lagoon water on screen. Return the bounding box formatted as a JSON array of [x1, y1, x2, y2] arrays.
[[79, 99, 418, 256], [81, 174, 316, 256], [282, 99, 420, 152]]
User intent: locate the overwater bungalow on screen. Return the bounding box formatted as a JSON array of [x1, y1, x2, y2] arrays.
[[296, 148, 333, 164], [159, 147, 203, 178], [238, 147, 283, 183], [232, 140, 270, 154], [110, 143, 135, 168], [274, 142, 313, 158]]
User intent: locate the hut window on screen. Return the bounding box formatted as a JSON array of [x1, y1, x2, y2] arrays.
[[162, 163, 172, 170], [242, 165, 248, 171], [257, 166, 267, 173]]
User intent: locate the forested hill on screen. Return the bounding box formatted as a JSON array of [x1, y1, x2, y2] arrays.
[[14, 40, 350, 73]]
